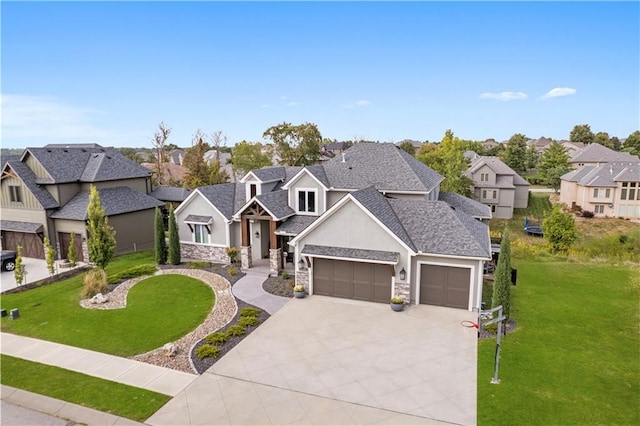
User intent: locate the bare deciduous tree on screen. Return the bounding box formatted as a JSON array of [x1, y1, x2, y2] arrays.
[[152, 122, 171, 186]]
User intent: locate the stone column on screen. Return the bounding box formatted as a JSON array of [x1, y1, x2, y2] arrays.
[[269, 248, 282, 277], [241, 246, 252, 270], [295, 270, 310, 292], [81, 240, 90, 264], [394, 281, 411, 304]]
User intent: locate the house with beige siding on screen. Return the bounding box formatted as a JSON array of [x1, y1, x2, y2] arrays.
[[1, 144, 163, 261], [175, 143, 491, 311]]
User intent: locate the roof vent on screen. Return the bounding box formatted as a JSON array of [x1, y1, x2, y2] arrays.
[[341, 153, 346, 163]]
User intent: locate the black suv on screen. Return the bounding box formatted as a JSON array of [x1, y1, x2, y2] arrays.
[[1, 250, 17, 272]]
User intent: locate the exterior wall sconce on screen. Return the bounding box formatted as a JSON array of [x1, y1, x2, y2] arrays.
[[399, 267, 406, 281], [298, 258, 306, 270], [254, 231, 260, 239]]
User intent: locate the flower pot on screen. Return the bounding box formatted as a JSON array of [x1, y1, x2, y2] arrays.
[[390, 302, 404, 312], [294, 291, 306, 299]]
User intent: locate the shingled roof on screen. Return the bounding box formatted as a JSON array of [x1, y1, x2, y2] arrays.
[[2, 160, 59, 209], [570, 143, 639, 164], [21, 145, 151, 184], [149, 187, 192, 203], [197, 183, 243, 220], [50, 187, 163, 220], [561, 162, 640, 187], [439, 191, 492, 219], [467, 156, 529, 186]]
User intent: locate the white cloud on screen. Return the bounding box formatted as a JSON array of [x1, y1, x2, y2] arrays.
[[479, 91, 528, 101], [355, 99, 372, 107], [341, 99, 372, 109], [1, 94, 107, 142], [540, 87, 577, 99]]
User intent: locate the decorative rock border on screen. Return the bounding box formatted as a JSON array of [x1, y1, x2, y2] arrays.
[[79, 269, 237, 373]]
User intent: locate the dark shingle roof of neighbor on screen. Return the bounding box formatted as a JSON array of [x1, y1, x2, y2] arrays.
[[149, 187, 192, 203], [0, 220, 44, 233], [275, 215, 319, 235], [197, 183, 241, 220], [388, 199, 490, 258], [255, 190, 295, 220], [570, 143, 639, 163], [50, 187, 163, 220], [322, 143, 443, 192], [351, 186, 415, 250], [562, 162, 640, 187], [439, 192, 492, 219], [3, 160, 59, 209], [301, 244, 400, 263], [22, 146, 151, 184]]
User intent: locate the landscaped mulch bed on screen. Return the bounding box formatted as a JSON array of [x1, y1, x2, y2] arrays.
[[262, 273, 295, 297], [190, 299, 270, 374]]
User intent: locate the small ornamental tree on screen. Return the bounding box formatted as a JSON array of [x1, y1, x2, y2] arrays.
[[68, 231, 78, 267], [86, 185, 117, 269], [168, 205, 181, 265], [14, 245, 26, 286], [492, 228, 512, 319], [44, 237, 56, 276], [155, 207, 167, 264], [543, 205, 578, 253]]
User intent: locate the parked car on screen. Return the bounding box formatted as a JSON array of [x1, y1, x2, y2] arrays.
[[1, 250, 17, 272]]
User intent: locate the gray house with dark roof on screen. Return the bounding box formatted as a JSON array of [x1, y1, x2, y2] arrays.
[[1, 144, 163, 261], [175, 143, 491, 311]]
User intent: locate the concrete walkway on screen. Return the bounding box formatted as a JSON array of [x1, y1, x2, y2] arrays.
[[233, 263, 290, 315], [1, 333, 197, 396]]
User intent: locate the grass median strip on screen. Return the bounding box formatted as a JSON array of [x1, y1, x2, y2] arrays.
[[1, 355, 170, 422]]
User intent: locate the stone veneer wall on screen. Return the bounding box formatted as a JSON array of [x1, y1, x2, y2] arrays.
[[241, 246, 252, 269], [295, 270, 309, 292], [180, 243, 229, 263], [394, 281, 410, 304], [269, 248, 281, 277], [81, 241, 89, 264]]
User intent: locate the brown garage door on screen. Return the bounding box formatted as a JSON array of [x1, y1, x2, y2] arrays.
[[313, 258, 392, 303], [2, 231, 45, 259], [59, 232, 84, 262], [420, 264, 470, 309]]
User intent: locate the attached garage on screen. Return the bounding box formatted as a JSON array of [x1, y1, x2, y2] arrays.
[[59, 232, 84, 262], [1, 221, 45, 259], [313, 258, 393, 303], [419, 264, 471, 309]]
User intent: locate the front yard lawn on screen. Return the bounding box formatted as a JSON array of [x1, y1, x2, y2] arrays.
[[478, 260, 639, 425], [1, 355, 170, 422], [1, 254, 215, 356]]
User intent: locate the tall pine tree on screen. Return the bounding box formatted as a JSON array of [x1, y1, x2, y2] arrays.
[[492, 228, 512, 319], [86, 185, 116, 269], [168, 205, 181, 265], [154, 207, 167, 264]]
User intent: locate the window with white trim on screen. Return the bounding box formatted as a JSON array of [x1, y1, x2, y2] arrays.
[[193, 224, 210, 244], [594, 205, 604, 214], [296, 189, 317, 214], [480, 173, 489, 182], [9, 185, 22, 203]]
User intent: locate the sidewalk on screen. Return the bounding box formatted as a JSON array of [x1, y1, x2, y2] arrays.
[[233, 263, 290, 315], [1, 333, 197, 396]]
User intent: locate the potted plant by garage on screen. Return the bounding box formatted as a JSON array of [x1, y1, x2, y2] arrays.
[[293, 285, 306, 299], [390, 295, 405, 312]]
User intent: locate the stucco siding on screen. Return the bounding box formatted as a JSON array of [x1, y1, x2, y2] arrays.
[[108, 209, 156, 254], [288, 173, 326, 215], [514, 186, 529, 208], [176, 194, 227, 246], [56, 183, 82, 206], [327, 190, 348, 208]]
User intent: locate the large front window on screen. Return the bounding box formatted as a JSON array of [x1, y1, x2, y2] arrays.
[[296, 189, 317, 214], [194, 224, 209, 244]]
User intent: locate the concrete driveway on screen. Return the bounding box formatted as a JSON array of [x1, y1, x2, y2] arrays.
[[1, 258, 85, 293], [147, 296, 477, 425]]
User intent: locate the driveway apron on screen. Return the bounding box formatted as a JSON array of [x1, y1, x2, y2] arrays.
[[147, 296, 477, 425]]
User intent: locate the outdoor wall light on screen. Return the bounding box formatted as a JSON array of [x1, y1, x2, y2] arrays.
[[399, 267, 406, 281], [298, 258, 306, 270], [254, 231, 260, 239]]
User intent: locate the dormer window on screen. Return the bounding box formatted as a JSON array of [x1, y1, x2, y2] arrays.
[[296, 189, 317, 214], [9, 185, 22, 203], [250, 184, 257, 198]]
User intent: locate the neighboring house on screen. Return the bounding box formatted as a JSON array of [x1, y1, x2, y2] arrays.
[[142, 162, 188, 185], [167, 149, 186, 165], [465, 156, 530, 219], [482, 139, 499, 150], [203, 150, 236, 180], [561, 141, 584, 156], [560, 162, 640, 218], [175, 143, 491, 311], [321, 142, 349, 156], [569, 143, 639, 169], [528, 137, 553, 153], [1, 144, 163, 261]]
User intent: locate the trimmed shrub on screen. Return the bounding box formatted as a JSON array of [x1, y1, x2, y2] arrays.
[[227, 324, 246, 337], [107, 264, 157, 284], [206, 332, 229, 346], [227, 265, 237, 277], [196, 344, 221, 360], [82, 268, 108, 299], [240, 307, 261, 318], [226, 247, 239, 264], [238, 316, 259, 327]]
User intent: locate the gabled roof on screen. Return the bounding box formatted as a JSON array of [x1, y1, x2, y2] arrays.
[[438, 192, 492, 220], [275, 215, 319, 236], [149, 187, 192, 203], [561, 162, 640, 187], [570, 143, 639, 164], [21, 145, 151, 184], [197, 183, 243, 221], [322, 143, 443, 192], [2, 160, 59, 209], [255, 190, 295, 220], [282, 165, 329, 190], [467, 156, 529, 186], [50, 187, 163, 220], [248, 166, 287, 182]]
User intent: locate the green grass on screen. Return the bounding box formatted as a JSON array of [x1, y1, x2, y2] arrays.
[[1, 355, 170, 422], [478, 260, 639, 425], [1, 252, 215, 356]]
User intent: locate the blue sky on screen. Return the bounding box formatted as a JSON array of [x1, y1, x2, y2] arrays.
[[2, 1, 639, 149]]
